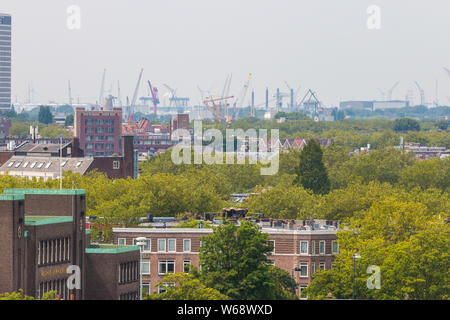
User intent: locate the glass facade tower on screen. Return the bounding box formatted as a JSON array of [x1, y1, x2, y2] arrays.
[[0, 13, 11, 110]]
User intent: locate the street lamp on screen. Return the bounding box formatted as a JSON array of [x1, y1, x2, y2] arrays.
[[352, 253, 361, 300], [136, 236, 147, 300]]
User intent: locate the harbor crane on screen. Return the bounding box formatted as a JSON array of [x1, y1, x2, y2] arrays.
[[204, 95, 234, 122], [232, 73, 252, 119], [130, 68, 144, 118], [99, 69, 106, 107], [147, 80, 159, 115], [443, 67, 450, 76], [414, 81, 426, 106], [387, 81, 399, 100]]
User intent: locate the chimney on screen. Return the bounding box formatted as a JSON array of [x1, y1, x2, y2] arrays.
[[121, 135, 135, 178]]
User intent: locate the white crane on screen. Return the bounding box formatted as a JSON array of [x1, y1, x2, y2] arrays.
[[387, 81, 399, 101], [99, 69, 106, 107], [414, 81, 425, 106], [130, 68, 144, 116]]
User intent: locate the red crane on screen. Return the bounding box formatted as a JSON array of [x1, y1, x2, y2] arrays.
[[148, 80, 160, 115]]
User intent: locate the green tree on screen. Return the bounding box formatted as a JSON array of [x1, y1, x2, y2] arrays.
[[199, 221, 290, 300], [65, 114, 74, 126], [294, 140, 331, 194], [38, 105, 53, 125], [146, 272, 229, 300], [393, 118, 420, 132], [435, 119, 448, 131]]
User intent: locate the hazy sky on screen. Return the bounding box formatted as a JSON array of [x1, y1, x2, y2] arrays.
[[3, 0, 450, 107]]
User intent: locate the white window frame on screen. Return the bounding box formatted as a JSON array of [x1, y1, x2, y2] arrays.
[[158, 260, 175, 275], [157, 239, 166, 252], [299, 240, 309, 255], [183, 239, 191, 252], [268, 240, 275, 254], [319, 241, 326, 255], [167, 239, 176, 252], [332, 240, 339, 254], [183, 260, 191, 273], [118, 238, 126, 246], [141, 260, 150, 275], [299, 262, 308, 278], [142, 282, 150, 294]]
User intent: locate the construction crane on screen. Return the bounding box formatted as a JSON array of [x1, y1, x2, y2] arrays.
[[204, 96, 234, 121], [147, 80, 159, 115], [130, 68, 144, 117], [387, 81, 399, 101], [68, 80, 73, 106], [99, 69, 106, 107], [443, 67, 450, 76], [232, 73, 252, 119], [117, 81, 123, 107], [163, 84, 178, 107], [414, 81, 425, 106]]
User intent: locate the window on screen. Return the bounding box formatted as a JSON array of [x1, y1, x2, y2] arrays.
[[14, 161, 22, 168], [332, 241, 339, 254], [311, 262, 316, 276], [319, 262, 326, 271], [311, 240, 316, 255], [183, 239, 191, 252], [75, 161, 82, 168], [133, 238, 151, 252], [183, 260, 191, 273], [157, 239, 166, 252], [141, 260, 150, 275], [45, 162, 52, 169], [299, 286, 308, 299], [300, 241, 308, 255], [7, 161, 14, 167], [142, 282, 150, 295], [118, 238, 126, 246], [319, 241, 325, 254], [30, 161, 37, 168], [267, 240, 275, 254], [158, 260, 175, 275], [267, 260, 275, 266], [299, 262, 308, 277], [113, 161, 120, 169], [86, 143, 94, 150], [61, 160, 68, 167], [168, 239, 176, 252], [37, 162, 44, 169]]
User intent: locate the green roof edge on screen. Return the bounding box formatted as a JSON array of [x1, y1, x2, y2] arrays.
[[85, 245, 140, 254], [3, 188, 86, 196], [25, 216, 73, 226]]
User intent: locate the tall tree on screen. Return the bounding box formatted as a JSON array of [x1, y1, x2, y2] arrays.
[[294, 140, 331, 194], [38, 105, 53, 125], [199, 221, 294, 300]]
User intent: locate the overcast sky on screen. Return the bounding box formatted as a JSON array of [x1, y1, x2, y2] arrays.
[[3, 0, 450, 107]]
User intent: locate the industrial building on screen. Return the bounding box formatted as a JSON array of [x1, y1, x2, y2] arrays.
[[0, 13, 11, 110], [0, 189, 140, 300], [339, 100, 409, 110]]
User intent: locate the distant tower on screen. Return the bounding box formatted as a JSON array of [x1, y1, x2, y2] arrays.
[[265, 87, 269, 110], [0, 13, 11, 110], [250, 90, 255, 117]]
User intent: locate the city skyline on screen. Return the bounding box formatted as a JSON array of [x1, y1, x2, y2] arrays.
[[2, 0, 450, 107]]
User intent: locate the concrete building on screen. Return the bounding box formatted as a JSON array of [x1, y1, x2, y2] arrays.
[[0, 13, 11, 110], [74, 107, 122, 156], [113, 219, 338, 297], [0, 189, 140, 300]]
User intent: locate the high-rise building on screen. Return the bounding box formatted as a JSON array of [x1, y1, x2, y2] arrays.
[[0, 13, 11, 110]]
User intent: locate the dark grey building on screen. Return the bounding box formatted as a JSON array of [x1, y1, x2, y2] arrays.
[[0, 13, 11, 110]]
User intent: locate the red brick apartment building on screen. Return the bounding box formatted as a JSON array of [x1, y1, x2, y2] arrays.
[[0, 189, 140, 300], [113, 224, 338, 297], [74, 107, 122, 157]]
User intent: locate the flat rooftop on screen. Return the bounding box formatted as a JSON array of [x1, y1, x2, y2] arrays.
[[25, 215, 73, 226], [3, 188, 86, 195], [85, 244, 140, 254]]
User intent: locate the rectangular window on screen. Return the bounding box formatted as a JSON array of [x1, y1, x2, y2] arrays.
[[168, 239, 176, 252], [118, 238, 126, 246], [183, 239, 191, 252], [157, 239, 166, 252], [319, 262, 326, 271], [299, 262, 308, 277], [268, 240, 275, 254], [311, 240, 316, 255], [300, 241, 308, 255], [183, 260, 191, 273], [319, 241, 325, 254], [141, 260, 150, 275], [142, 282, 150, 295], [158, 260, 175, 275], [311, 262, 316, 276], [332, 241, 339, 254]]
